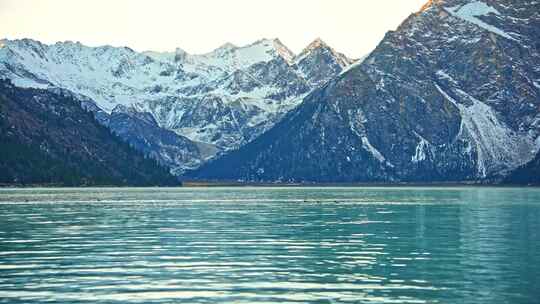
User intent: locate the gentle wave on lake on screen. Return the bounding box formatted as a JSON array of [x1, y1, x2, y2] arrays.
[[0, 187, 539, 303]]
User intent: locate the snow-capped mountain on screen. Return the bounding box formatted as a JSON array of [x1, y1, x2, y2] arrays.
[[0, 37, 355, 174], [191, 0, 540, 183]]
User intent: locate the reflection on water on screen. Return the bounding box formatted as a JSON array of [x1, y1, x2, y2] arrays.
[[0, 187, 539, 303]]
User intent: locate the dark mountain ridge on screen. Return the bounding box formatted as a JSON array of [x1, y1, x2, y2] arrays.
[[0, 80, 178, 186]]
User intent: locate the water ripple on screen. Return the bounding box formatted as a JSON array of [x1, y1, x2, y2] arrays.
[[0, 187, 539, 303]]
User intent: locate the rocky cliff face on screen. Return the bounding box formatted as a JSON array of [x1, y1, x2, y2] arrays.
[[191, 0, 540, 182], [0, 38, 354, 173]]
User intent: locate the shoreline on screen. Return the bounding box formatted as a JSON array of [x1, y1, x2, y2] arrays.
[[1, 181, 539, 188], [181, 181, 540, 188]]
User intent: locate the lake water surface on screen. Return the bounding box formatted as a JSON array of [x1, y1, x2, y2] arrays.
[[0, 187, 539, 303]]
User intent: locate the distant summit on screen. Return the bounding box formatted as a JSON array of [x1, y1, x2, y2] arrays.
[[295, 38, 354, 87]]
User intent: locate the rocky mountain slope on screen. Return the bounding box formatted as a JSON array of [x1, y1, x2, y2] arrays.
[[97, 105, 219, 176], [0, 80, 178, 186], [0, 38, 354, 174], [191, 0, 540, 183]]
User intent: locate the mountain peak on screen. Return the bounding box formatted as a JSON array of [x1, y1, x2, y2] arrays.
[[295, 38, 352, 68], [212, 42, 238, 53], [219, 42, 237, 50], [298, 38, 333, 56], [271, 38, 295, 63], [307, 38, 329, 49], [236, 38, 295, 63], [418, 0, 445, 14], [7, 38, 44, 49], [293, 38, 354, 86]]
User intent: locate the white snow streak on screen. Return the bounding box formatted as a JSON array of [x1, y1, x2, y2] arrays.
[[361, 136, 386, 163], [446, 1, 518, 41], [412, 137, 429, 163], [435, 84, 536, 177]]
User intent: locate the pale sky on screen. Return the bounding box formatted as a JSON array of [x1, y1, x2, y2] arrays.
[[0, 0, 427, 58]]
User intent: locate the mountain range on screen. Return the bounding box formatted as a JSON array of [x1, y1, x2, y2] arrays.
[[1, 0, 539, 185], [0, 37, 355, 175]]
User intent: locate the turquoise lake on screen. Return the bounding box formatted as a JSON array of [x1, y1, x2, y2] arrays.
[[0, 187, 539, 303]]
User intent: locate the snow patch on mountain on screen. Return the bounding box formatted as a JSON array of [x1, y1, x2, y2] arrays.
[[361, 136, 386, 163], [196, 39, 282, 71], [445, 1, 518, 41], [412, 137, 430, 163]]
